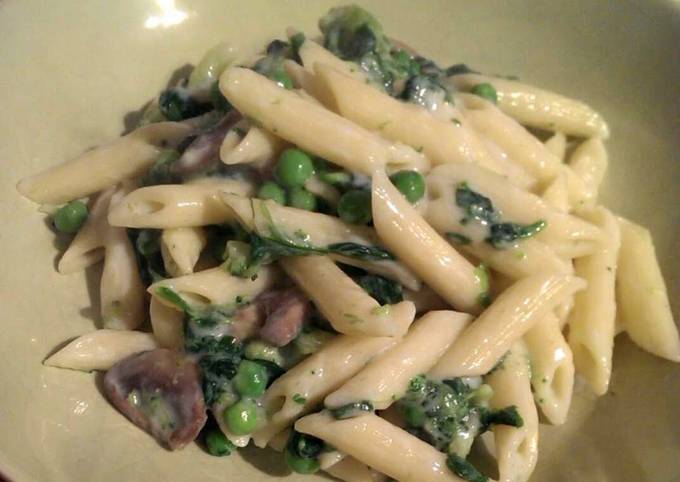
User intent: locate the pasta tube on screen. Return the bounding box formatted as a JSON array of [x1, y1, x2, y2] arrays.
[[325, 310, 470, 410], [281, 256, 416, 337], [43, 330, 158, 372], [429, 272, 586, 378], [17, 122, 193, 204], [219, 67, 429, 174], [372, 169, 485, 313]]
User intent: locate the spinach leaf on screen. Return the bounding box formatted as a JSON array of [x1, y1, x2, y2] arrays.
[[156, 285, 248, 405], [288, 431, 325, 459], [456, 182, 497, 225], [318, 5, 446, 99], [446, 232, 472, 245], [481, 405, 524, 429], [159, 88, 212, 121], [454, 183, 547, 249], [327, 242, 394, 261], [130, 228, 166, 284], [143, 149, 181, 186], [486, 221, 547, 249], [355, 273, 403, 305], [446, 454, 488, 482], [330, 401, 374, 420]]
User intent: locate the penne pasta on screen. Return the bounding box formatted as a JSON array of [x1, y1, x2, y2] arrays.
[[298, 40, 369, 83], [524, 312, 574, 425], [313, 63, 535, 190], [160, 227, 207, 277], [43, 330, 158, 372], [540, 169, 571, 213], [543, 132, 567, 160], [252, 334, 397, 447], [100, 187, 146, 330], [108, 179, 253, 229], [149, 296, 184, 350], [616, 217, 680, 362], [17, 122, 194, 204], [219, 67, 429, 175], [449, 73, 609, 138], [296, 412, 471, 482], [372, 169, 485, 313], [325, 310, 470, 410], [220, 124, 287, 166], [429, 272, 586, 378], [281, 255, 416, 337], [567, 207, 621, 395], [485, 343, 539, 482], [324, 456, 387, 482], [403, 286, 449, 313], [459, 93, 562, 183], [567, 137, 608, 208], [149, 266, 278, 308], [425, 163, 603, 251], [18, 8, 679, 479], [221, 193, 421, 290], [57, 186, 115, 274]]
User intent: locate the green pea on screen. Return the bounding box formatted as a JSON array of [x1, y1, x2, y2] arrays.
[[205, 428, 235, 456], [337, 189, 372, 224], [471, 82, 498, 104], [288, 187, 317, 211], [271, 70, 293, 90], [257, 181, 286, 205], [233, 360, 269, 398], [223, 399, 259, 435], [53, 201, 88, 234], [284, 448, 320, 474], [401, 404, 425, 428], [276, 148, 314, 187], [390, 170, 426, 203]]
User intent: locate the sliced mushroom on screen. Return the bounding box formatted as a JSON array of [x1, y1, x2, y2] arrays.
[[103, 349, 207, 450]]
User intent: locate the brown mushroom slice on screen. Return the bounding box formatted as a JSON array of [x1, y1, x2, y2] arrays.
[[103, 348, 207, 450], [258, 288, 311, 347]]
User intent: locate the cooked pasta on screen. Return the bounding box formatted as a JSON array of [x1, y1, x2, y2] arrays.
[[485, 343, 539, 482], [17, 4, 677, 481], [281, 255, 416, 337], [160, 227, 207, 277], [17, 122, 194, 204], [100, 186, 146, 330], [449, 73, 610, 138], [567, 207, 621, 395], [429, 272, 586, 378], [325, 310, 470, 410], [108, 180, 254, 229], [43, 330, 159, 372], [57, 186, 115, 274], [616, 218, 680, 361]]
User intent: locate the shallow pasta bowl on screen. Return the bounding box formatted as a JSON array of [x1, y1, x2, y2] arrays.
[[0, 0, 679, 481]]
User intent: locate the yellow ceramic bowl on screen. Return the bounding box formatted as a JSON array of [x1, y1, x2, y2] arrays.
[[0, 1, 678, 481]]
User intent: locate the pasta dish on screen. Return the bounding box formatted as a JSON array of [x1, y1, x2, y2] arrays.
[[16, 5, 679, 482]]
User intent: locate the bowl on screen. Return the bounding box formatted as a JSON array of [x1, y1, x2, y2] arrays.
[[0, 0, 678, 481]]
